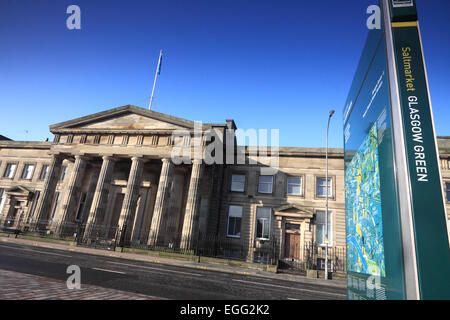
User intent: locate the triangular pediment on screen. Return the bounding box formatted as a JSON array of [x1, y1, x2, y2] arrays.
[[50, 105, 198, 132], [71, 112, 187, 130], [6, 186, 33, 195], [274, 204, 314, 219]]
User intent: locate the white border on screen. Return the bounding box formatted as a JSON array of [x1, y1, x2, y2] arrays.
[[382, 0, 420, 300]]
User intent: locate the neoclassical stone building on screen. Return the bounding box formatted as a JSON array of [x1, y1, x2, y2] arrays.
[[0, 105, 448, 263]]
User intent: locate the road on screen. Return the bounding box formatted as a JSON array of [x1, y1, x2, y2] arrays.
[[0, 241, 346, 300]]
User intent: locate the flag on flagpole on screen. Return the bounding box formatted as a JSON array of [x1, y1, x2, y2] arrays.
[[149, 50, 163, 110], [157, 51, 162, 75]]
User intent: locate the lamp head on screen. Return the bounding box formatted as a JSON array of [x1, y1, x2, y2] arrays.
[[329, 109, 335, 117]]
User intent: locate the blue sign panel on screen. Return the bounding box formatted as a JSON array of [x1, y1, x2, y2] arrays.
[[344, 10, 406, 300]]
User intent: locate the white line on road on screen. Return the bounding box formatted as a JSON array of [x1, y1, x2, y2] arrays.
[[232, 279, 346, 298], [92, 267, 127, 274], [32, 250, 73, 258], [107, 261, 202, 277]]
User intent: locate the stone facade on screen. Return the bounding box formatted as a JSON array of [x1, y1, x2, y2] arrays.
[[0, 105, 449, 263], [438, 137, 450, 234]]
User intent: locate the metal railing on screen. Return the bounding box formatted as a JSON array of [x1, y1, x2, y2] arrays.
[[0, 218, 280, 265], [279, 241, 346, 274], [0, 217, 345, 272]]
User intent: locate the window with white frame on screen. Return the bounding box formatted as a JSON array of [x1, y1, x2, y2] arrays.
[[255, 207, 271, 240], [446, 183, 450, 202], [287, 177, 302, 195], [0, 188, 6, 213], [21, 164, 35, 180], [258, 175, 273, 194], [231, 174, 245, 192], [39, 165, 49, 180], [316, 210, 332, 245], [3, 163, 17, 179], [227, 205, 242, 238], [316, 177, 332, 198]]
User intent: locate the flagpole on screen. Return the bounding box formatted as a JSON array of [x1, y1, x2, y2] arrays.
[[149, 49, 163, 110]]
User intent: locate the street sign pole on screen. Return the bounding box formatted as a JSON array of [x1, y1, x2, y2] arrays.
[[381, 0, 450, 299]]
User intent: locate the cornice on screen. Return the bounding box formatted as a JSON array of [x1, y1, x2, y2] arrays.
[[49, 105, 225, 132]]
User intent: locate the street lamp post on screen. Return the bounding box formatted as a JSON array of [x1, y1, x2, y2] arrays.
[[325, 109, 335, 280]]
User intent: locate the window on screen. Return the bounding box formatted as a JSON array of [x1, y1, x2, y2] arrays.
[[316, 211, 332, 246], [3, 163, 17, 179], [60, 166, 67, 181], [39, 165, 49, 180], [50, 192, 60, 220], [0, 188, 6, 213], [316, 177, 332, 197], [446, 183, 450, 202], [21, 164, 35, 180], [287, 177, 302, 195], [75, 193, 87, 221], [227, 205, 242, 238], [16, 200, 26, 207], [256, 207, 271, 240], [231, 174, 245, 192], [258, 175, 273, 194]]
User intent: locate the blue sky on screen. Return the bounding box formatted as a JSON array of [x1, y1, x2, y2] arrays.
[[0, 0, 449, 148]]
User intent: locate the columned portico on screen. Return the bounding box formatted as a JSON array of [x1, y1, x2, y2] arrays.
[[0, 104, 358, 272], [11, 105, 229, 249], [181, 159, 204, 250], [59, 155, 87, 225], [34, 154, 63, 224], [148, 157, 174, 245], [85, 156, 116, 229], [117, 156, 144, 245]]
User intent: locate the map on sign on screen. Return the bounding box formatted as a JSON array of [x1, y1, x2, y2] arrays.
[[346, 123, 386, 277]]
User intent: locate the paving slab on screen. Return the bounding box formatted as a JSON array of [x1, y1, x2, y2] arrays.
[[0, 268, 166, 300]]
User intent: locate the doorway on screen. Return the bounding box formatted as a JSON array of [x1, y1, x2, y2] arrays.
[[284, 233, 301, 260]]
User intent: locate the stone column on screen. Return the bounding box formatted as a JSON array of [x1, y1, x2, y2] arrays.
[[180, 159, 204, 250], [59, 155, 87, 225], [117, 156, 144, 245], [85, 156, 115, 234], [34, 154, 63, 225], [148, 158, 174, 245]]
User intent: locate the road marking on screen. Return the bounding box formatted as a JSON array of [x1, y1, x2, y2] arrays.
[[0, 244, 72, 257], [32, 250, 73, 258], [232, 279, 346, 297], [287, 297, 301, 300], [107, 261, 202, 277], [92, 267, 126, 274]]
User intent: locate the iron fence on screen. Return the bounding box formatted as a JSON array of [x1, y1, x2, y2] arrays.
[[0, 217, 345, 273], [279, 241, 346, 274]]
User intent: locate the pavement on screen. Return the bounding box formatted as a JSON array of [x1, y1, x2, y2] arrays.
[[0, 235, 346, 290], [0, 268, 165, 300], [0, 240, 346, 300]]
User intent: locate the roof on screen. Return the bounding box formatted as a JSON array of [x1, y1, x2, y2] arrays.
[[0, 141, 51, 150], [0, 135, 12, 141], [246, 146, 344, 158], [49, 104, 227, 132]]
